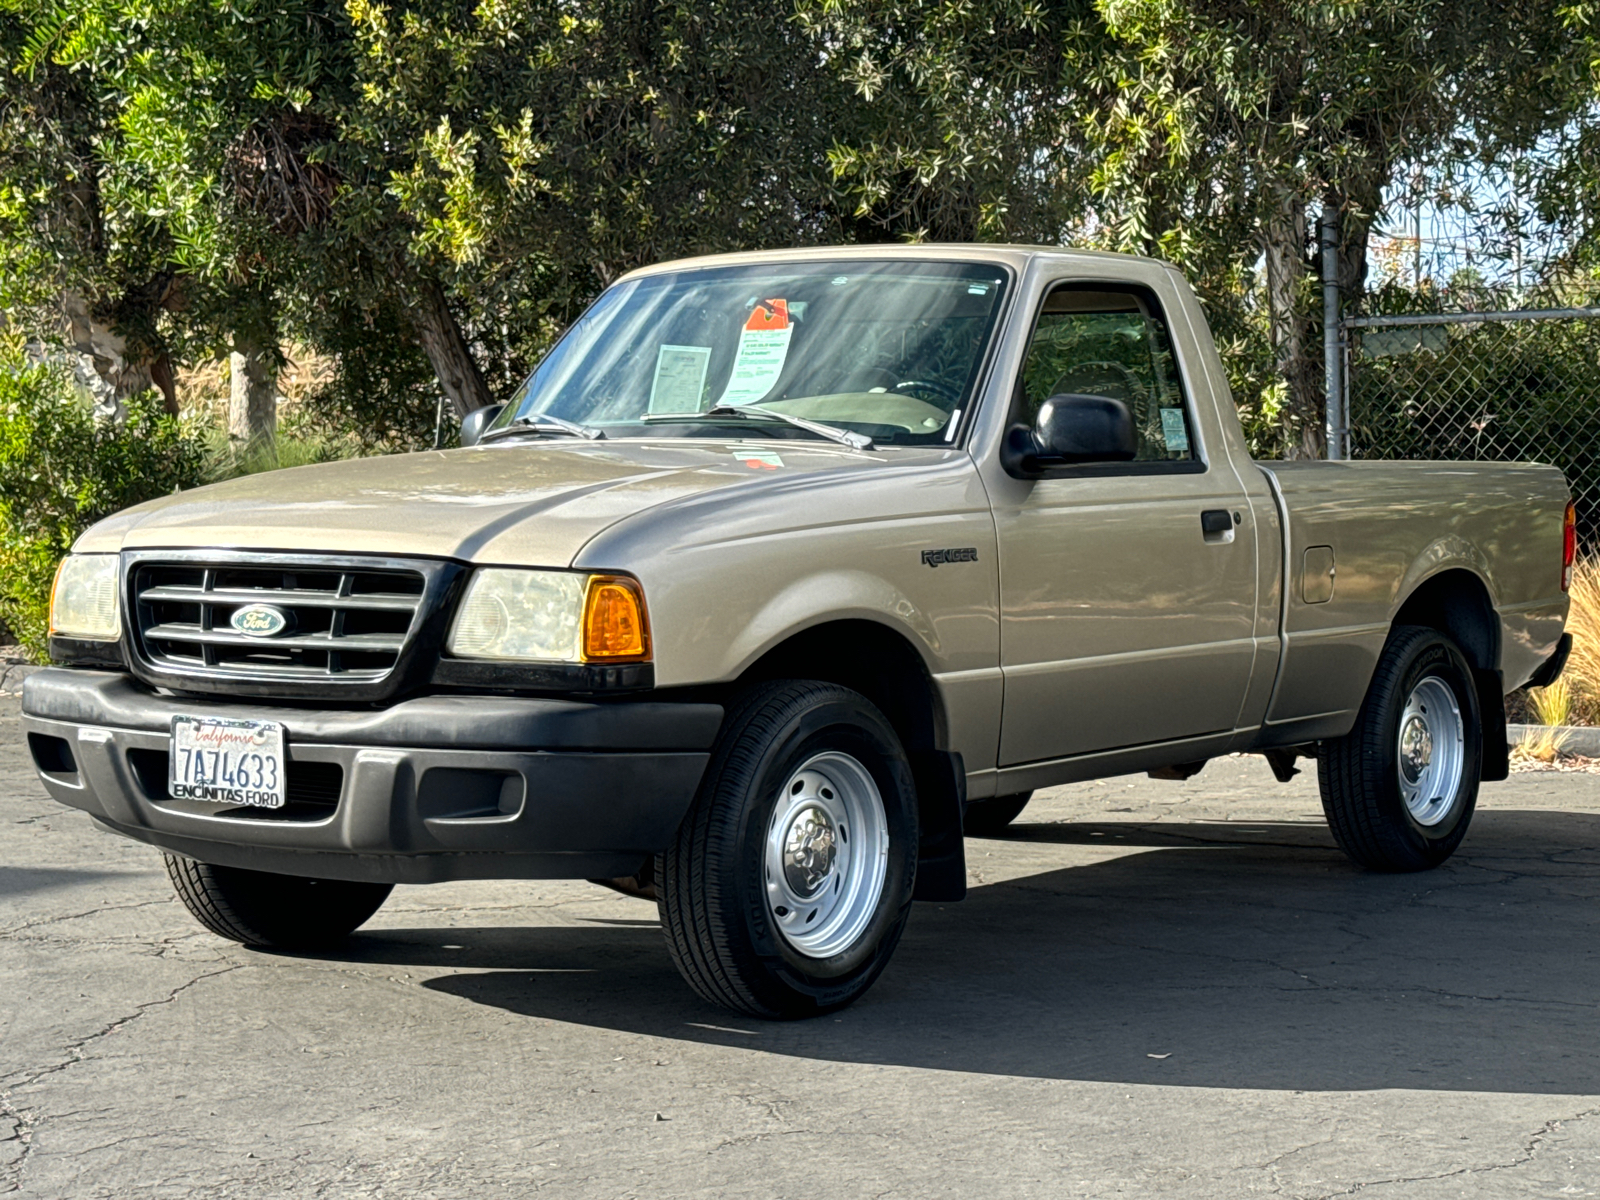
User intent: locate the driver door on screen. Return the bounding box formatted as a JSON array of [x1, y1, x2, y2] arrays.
[[994, 281, 1258, 766]]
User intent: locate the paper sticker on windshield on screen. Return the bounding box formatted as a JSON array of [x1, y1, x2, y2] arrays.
[[649, 344, 712, 413], [1160, 408, 1190, 452], [717, 298, 793, 406]]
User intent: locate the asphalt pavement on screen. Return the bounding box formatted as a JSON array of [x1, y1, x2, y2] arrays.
[[5, 691, 1600, 1198]]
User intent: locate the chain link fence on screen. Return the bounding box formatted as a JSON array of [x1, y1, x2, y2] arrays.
[[1343, 292, 1600, 533]]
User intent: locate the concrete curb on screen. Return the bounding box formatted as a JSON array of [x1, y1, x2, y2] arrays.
[[1508, 723, 1600, 756], [0, 662, 41, 695]]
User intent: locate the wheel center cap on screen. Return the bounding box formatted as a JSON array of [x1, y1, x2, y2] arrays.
[[1400, 715, 1433, 783], [782, 805, 838, 897]]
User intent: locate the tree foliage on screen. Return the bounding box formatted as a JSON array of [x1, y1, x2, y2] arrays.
[[2, 0, 870, 426], [0, 0, 1593, 457]]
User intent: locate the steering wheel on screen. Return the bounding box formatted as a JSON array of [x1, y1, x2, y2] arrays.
[[1051, 361, 1148, 409], [893, 379, 963, 408]]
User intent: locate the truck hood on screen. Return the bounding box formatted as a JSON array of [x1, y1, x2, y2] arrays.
[[79, 438, 935, 566]]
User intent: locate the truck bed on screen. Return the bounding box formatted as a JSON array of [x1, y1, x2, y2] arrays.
[[1257, 460, 1569, 743]]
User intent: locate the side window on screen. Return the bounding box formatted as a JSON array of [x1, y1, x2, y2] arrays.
[[1017, 284, 1196, 463]]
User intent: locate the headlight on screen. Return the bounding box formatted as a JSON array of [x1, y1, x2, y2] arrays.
[[49, 554, 122, 641], [447, 569, 650, 663]]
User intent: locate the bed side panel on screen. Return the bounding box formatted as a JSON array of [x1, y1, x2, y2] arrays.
[[1256, 461, 1569, 742]]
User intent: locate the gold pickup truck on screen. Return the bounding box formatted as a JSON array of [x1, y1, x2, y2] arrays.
[[24, 245, 1574, 1017]]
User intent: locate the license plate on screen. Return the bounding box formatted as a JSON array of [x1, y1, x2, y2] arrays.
[[169, 716, 287, 809]]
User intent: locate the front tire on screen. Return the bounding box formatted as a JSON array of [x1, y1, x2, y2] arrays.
[[657, 680, 918, 1018], [164, 855, 393, 948], [1318, 625, 1483, 871]]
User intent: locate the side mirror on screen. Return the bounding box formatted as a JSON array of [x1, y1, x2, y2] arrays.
[[458, 403, 505, 448], [1002, 393, 1136, 477]]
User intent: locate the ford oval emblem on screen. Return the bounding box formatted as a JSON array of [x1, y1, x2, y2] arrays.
[[230, 604, 291, 638]]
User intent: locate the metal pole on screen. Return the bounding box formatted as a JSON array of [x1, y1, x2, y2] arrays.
[[1321, 201, 1344, 459]]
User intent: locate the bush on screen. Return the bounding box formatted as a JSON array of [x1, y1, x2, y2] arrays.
[[0, 356, 206, 661]]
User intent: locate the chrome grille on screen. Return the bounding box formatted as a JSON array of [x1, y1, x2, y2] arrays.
[[129, 555, 436, 688]]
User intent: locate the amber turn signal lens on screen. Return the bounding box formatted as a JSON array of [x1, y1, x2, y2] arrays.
[[582, 576, 650, 661]]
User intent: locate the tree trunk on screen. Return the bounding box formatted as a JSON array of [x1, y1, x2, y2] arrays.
[[61, 292, 160, 418], [1333, 176, 1383, 308], [408, 277, 493, 418], [229, 339, 278, 449], [62, 289, 181, 417], [1260, 187, 1324, 459]]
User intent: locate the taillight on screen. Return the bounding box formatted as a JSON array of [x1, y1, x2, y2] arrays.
[[1563, 502, 1577, 591]]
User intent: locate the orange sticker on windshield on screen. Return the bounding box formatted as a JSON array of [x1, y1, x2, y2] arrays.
[[719, 298, 795, 405], [745, 299, 789, 331]]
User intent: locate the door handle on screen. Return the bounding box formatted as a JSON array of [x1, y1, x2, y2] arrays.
[[1200, 510, 1234, 535]]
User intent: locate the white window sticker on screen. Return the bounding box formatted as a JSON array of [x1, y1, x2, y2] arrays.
[[717, 299, 793, 406], [649, 344, 712, 413], [1160, 407, 1190, 452]]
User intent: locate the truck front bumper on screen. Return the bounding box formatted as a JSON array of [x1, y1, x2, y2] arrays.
[[21, 669, 721, 885]]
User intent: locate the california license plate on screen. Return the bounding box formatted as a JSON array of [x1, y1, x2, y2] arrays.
[[169, 716, 287, 809]]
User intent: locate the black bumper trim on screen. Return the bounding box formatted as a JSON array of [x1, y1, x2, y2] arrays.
[[430, 658, 654, 693], [21, 669, 721, 884], [48, 637, 126, 669], [22, 669, 722, 751], [1527, 633, 1573, 690]]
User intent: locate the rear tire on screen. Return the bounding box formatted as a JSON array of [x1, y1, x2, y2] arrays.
[[164, 855, 392, 948], [963, 791, 1034, 836], [1318, 625, 1482, 871], [657, 680, 918, 1018]]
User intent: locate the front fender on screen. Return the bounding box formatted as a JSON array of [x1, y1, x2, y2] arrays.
[[718, 569, 942, 682]]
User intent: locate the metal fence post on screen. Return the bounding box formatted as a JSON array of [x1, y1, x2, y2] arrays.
[[1321, 203, 1345, 459]]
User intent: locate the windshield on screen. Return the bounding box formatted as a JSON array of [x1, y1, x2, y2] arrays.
[[492, 260, 1010, 446]]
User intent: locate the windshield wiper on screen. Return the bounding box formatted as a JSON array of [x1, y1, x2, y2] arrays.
[[481, 413, 605, 442], [642, 404, 873, 450]]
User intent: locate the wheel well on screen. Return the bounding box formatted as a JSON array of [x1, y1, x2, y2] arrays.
[[734, 620, 945, 752], [734, 620, 966, 901], [1392, 569, 1499, 671]]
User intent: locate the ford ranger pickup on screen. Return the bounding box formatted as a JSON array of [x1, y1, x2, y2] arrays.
[[23, 245, 1574, 1017]]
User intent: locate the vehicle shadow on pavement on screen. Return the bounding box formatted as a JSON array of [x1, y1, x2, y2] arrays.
[[0, 865, 151, 898], [356, 810, 1600, 1093]]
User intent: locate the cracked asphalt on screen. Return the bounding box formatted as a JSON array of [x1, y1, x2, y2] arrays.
[[5, 691, 1600, 1199]]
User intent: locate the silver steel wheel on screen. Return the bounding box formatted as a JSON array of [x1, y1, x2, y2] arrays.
[[763, 751, 889, 959], [1396, 675, 1465, 826]]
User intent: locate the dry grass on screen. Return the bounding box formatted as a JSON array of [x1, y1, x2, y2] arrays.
[[1528, 674, 1574, 727], [1557, 556, 1600, 723], [1512, 722, 1572, 765], [1521, 555, 1600, 727], [173, 346, 357, 481], [1510, 747, 1600, 773], [174, 345, 337, 428]]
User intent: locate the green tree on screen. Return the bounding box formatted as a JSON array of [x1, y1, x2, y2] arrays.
[[812, 0, 1579, 455], [797, 0, 1098, 242], [3, 0, 873, 430], [0, 3, 188, 408], [1081, 1, 1576, 454]]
